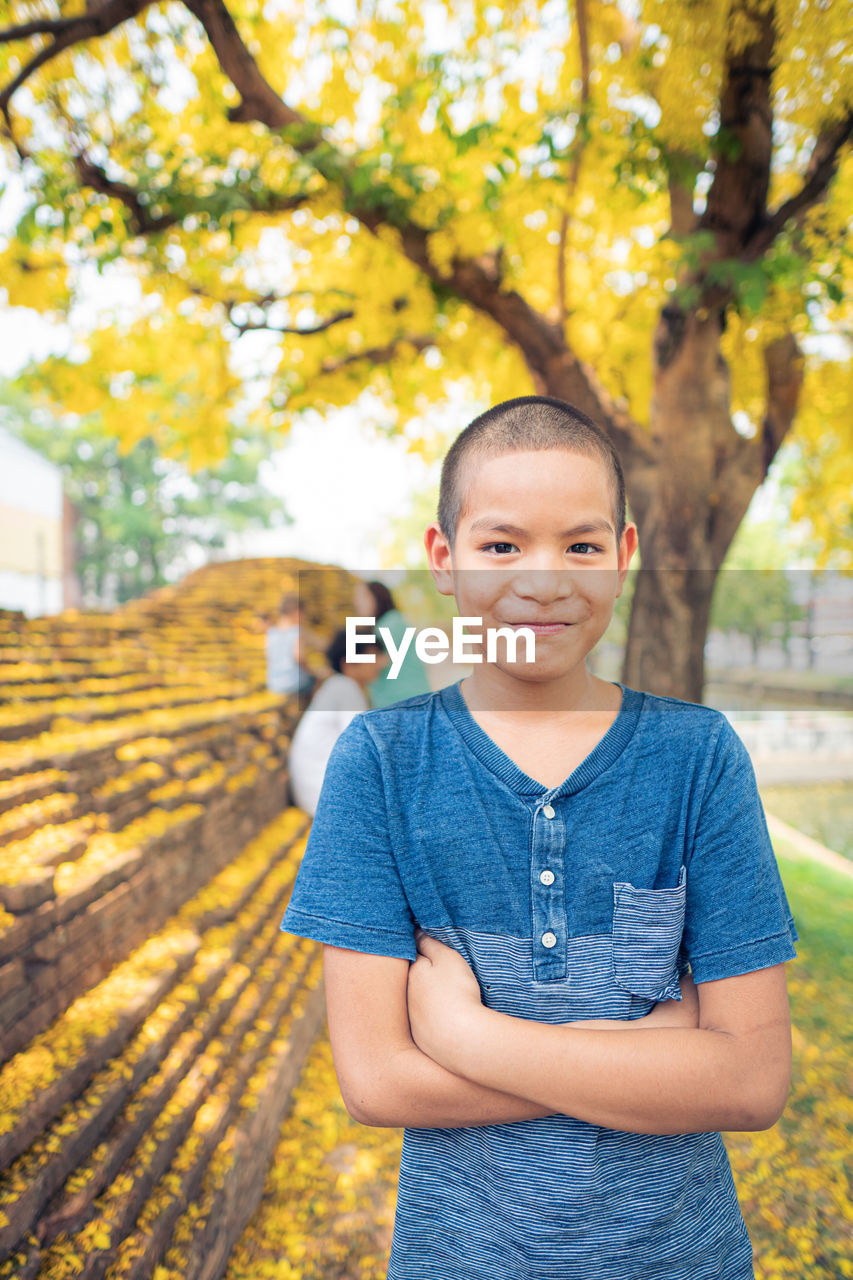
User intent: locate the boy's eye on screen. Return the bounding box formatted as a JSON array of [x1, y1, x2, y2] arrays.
[[481, 542, 603, 555]]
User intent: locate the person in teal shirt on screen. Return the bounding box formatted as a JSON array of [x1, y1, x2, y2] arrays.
[[353, 579, 432, 709]]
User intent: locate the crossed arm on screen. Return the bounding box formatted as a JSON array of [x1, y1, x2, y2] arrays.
[[323, 935, 793, 1136]]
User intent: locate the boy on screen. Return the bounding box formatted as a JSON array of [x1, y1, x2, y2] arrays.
[[280, 395, 798, 1279]]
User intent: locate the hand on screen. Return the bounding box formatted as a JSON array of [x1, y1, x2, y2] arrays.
[[407, 931, 483, 1066]]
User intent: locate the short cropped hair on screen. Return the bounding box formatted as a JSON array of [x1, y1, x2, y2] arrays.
[[437, 395, 626, 553]]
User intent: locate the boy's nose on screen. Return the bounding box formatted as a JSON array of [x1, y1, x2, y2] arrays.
[[513, 567, 576, 600]]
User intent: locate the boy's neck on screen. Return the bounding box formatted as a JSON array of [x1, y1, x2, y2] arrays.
[[459, 666, 621, 719]]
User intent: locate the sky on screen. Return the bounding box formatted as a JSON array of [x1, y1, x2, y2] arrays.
[[225, 409, 437, 571]]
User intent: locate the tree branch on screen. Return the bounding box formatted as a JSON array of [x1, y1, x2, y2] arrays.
[[0, 16, 81, 42], [699, 3, 775, 256], [740, 109, 853, 262], [229, 306, 356, 336], [556, 0, 591, 327], [74, 152, 176, 234], [182, 283, 407, 338], [182, 0, 312, 134], [760, 330, 804, 477], [391, 241, 651, 470], [320, 333, 434, 373], [0, 0, 152, 116], [176, 0, 650, 459], [73, 147, 311, 235], [227, 293, 408, 336]]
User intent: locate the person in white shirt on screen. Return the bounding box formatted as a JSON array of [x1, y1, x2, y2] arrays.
[[288, 627, 389, 817]]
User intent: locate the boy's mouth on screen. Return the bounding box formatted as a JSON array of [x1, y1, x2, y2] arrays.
[[506, 621, 571, 634]]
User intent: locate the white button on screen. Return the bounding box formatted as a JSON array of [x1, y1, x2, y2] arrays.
[[539, 869, 555, 886], [543, 804, 555, 819], [541, 931, 557, 948]]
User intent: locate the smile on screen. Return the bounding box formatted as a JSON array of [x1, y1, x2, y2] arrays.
[[506, 622, 570, 634]]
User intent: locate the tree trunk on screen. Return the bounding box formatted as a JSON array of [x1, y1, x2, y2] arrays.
[[526, 317, 803, 700], [622, 567, 721, 703], [617, 309, 776, 701]]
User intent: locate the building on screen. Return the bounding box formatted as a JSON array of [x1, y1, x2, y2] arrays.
[[0, 425, 78, 616]]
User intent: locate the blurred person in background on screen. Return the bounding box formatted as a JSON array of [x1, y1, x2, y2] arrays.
[[353, 579, 432, 709], [287, 626, 389, 817], [265, 593, 317, 697]]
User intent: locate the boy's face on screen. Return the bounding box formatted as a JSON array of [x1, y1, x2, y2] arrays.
[[424, 448, 637, 688]]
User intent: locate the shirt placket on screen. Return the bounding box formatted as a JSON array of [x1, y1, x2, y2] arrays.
[[531, 795, 567, 980]]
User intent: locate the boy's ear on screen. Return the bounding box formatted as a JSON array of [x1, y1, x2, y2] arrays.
[[423, 522, 456, 597], [615, 523, 639, 596]]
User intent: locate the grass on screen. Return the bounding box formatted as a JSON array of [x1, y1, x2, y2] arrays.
[[761, 783, 853, 862], [774, 844, 853, 981]]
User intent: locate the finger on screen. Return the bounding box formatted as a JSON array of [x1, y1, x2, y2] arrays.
[[415, 932, 441, 956]]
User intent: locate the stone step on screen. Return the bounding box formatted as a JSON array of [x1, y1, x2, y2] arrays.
[[30, 940, 319, 1280], [0, 693, 288, 783], [0, 929, 201, 1174], [0, 764, 290, 1064], [0, 774, 68, 821], [0, 810, 310, 1265], [118, 971, 325, 1280]]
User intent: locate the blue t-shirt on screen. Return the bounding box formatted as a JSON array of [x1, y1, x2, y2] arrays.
[[281, 680, 799, 1280]]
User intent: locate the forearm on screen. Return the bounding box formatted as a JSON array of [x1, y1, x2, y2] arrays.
[[432, 1008, 781, 1135], [346, 1039, 555, 1128], [325, 945, 553, 1130], [351, 1012, 680, 1129]]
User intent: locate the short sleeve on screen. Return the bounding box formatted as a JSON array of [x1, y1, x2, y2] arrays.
[[281, 713, 417, 961], [682, 717, 799, 984]]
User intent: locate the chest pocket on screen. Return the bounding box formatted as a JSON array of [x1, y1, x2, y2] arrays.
[[612, 864, 687, 1002]]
